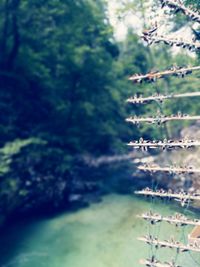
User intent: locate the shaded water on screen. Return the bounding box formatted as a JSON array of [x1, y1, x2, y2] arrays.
[[0, 194, 200, 267]]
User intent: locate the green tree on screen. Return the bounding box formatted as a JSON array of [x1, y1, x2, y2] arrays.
[[0, 0, 152, 219]]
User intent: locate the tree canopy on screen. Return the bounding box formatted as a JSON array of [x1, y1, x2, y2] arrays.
[[0, 0, 199, 222]]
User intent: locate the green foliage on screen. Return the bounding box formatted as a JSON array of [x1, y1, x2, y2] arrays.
[[0, 0, 199, 220], [186, 0, 200, 8], [0, 138, 46, 175], [0, 0, 152, 218]]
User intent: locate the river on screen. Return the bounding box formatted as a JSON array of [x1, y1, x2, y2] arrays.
[[0, 194, 200, 267]]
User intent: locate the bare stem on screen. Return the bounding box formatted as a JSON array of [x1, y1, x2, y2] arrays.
[[138, 164, 200, 174], [129, 66, 200, 83], [127, 92, 200, 104], [160, 0, 200, 24], [128, 139, 200, 150], [138, 235, 200, 252], [126, 113, 200, 125], [138, 211, 200, 227], [142, 33, 200, 52], [135, 188, 200, 203]]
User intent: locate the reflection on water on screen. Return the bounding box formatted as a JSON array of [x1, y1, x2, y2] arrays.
[[0, 194, 200, 267]]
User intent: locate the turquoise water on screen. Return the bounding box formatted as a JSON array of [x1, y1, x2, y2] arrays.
[[0, 194, 200, 267]]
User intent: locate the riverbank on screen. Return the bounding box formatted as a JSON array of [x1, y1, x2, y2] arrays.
[[1, 147, 194, 229], [0, 151, 153, 229]]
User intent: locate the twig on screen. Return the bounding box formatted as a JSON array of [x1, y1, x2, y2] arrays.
[[127, 139, 200, 150], [138, 235, 200, 252], [138, 164, 200, 174], [142, 33, 200, 51], [127, 92, 200, 104], [138, 211, 200, 226], [129, 66, 200, 83], [160, 0, 200, 23], [126, 113, 200, 125], [135, 188, 200, 203]]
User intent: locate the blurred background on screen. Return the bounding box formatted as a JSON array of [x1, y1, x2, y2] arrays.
[[1, 0, 200, 266], [0, 0, 200, 227]]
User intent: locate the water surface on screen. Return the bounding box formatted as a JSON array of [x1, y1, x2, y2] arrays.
[[0, 194, 200, 267]]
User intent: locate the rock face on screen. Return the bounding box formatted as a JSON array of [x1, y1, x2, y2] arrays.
[[133, 123, 200, 192]]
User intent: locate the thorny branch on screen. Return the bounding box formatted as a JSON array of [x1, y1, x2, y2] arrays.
[[129, 66, 200, 83], [138, 211, 200, 227], [135, 188, 200, 206], [127, 0, 200, 264], [126, 113, 200, 125], [160, 0, 200, 23], [138, 235, 200, 252], [127, 92, 200, 104], [138, 164, 200, 174], [127, 138, 200, 150], [142, 32, 200, 52]]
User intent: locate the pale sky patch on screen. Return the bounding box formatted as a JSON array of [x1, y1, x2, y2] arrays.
[[107, 0, 195, 57], [107, 0, 143, 40]]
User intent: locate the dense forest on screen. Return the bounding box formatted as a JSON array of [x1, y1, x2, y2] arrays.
[[0, 0, 200, 225]]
